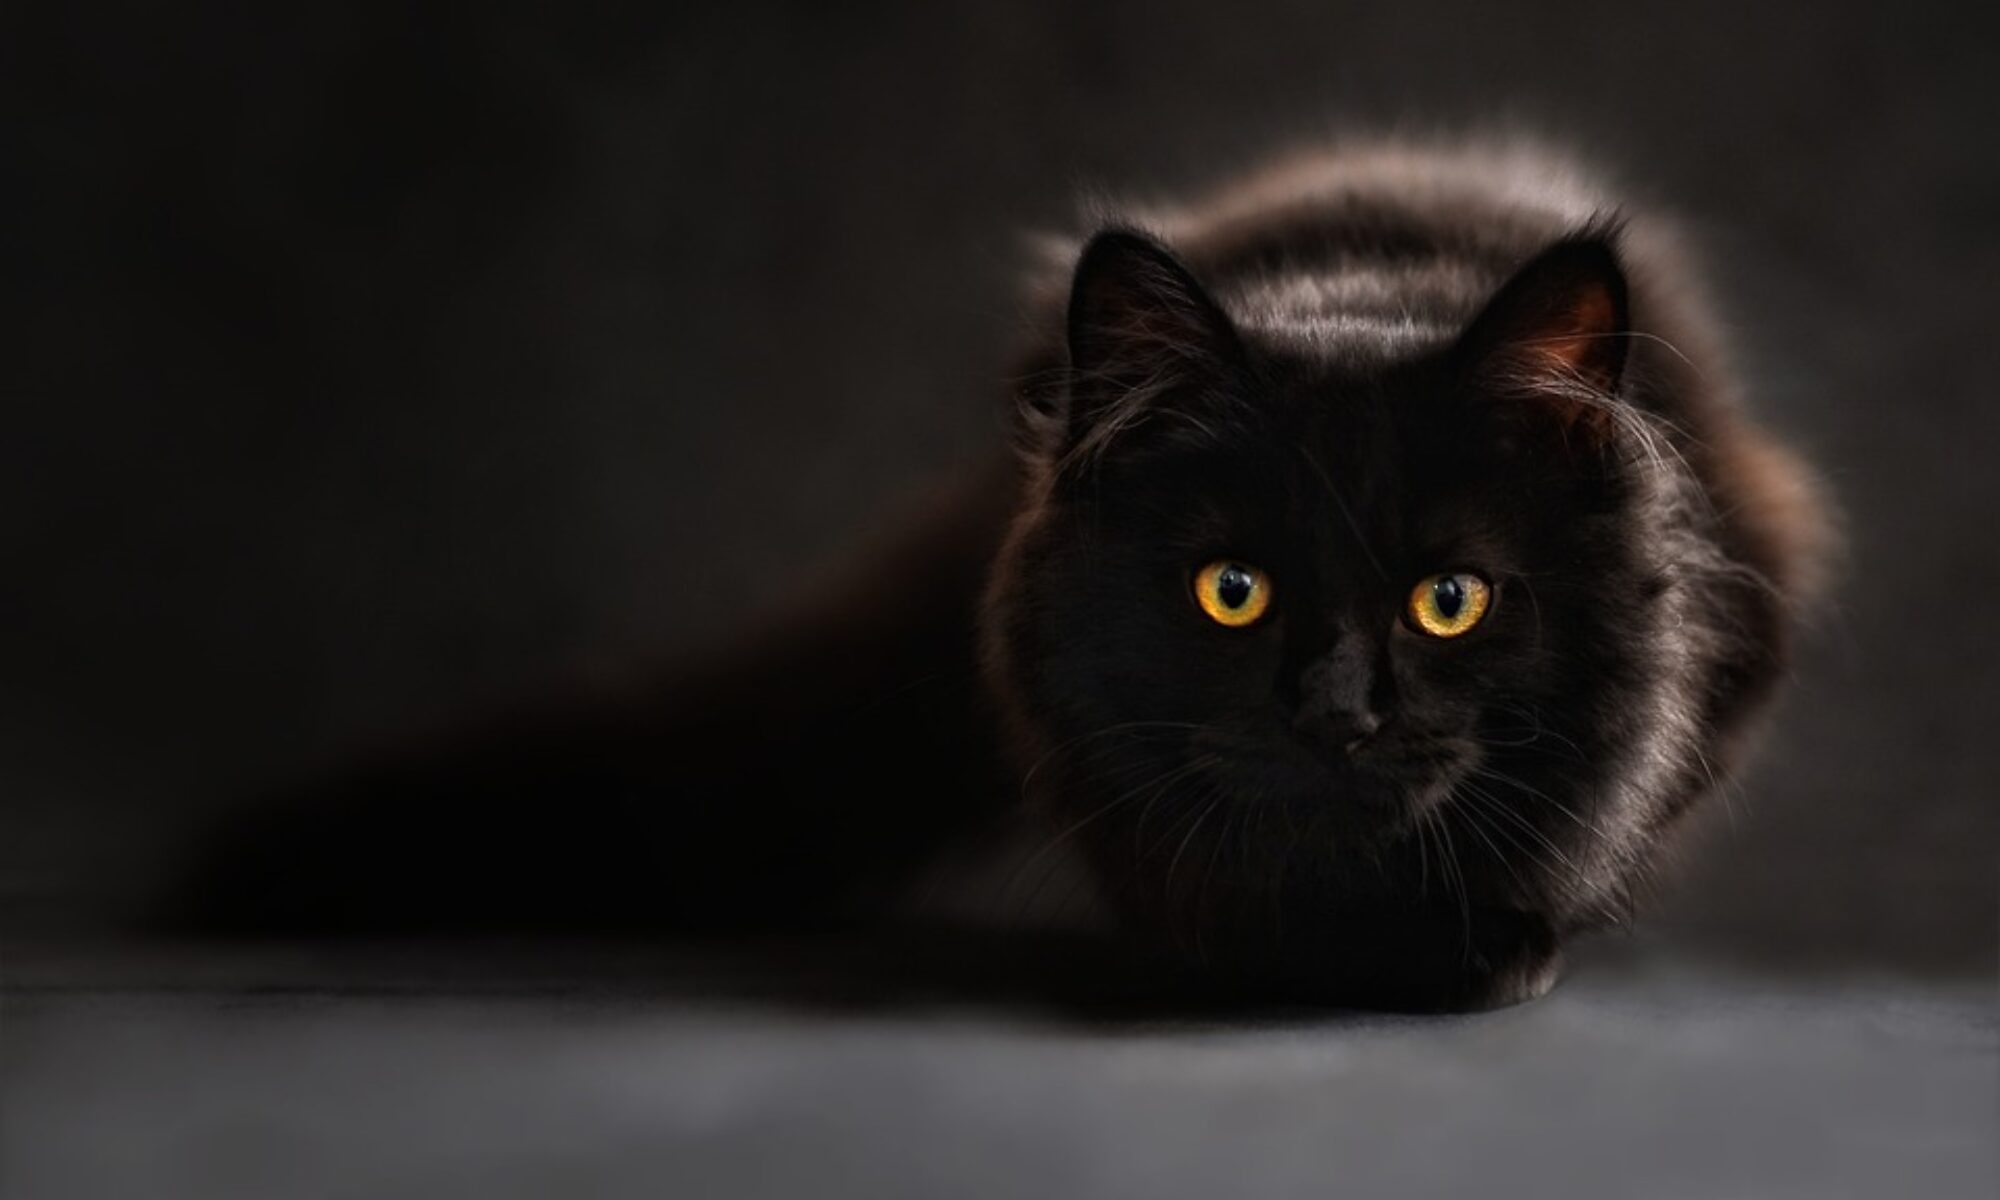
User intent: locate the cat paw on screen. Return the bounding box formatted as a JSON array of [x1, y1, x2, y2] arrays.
[[1290, 909, 1565, 1013], [1454, 940, 1564, 1010]]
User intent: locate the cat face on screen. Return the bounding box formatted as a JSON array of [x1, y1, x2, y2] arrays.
[[985, 230, 1673, 949]]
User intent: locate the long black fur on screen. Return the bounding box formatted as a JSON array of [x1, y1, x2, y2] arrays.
[[171, 139, 1830, 1011]]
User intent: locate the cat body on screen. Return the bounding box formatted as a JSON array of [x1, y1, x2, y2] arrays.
[[177, 139, 1828, 1010], [981, 141, 1828, 1006]]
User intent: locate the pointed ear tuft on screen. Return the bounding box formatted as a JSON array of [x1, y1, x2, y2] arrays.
[[1459, 235, 1631, 439], [1063, 229, 1240, 452]]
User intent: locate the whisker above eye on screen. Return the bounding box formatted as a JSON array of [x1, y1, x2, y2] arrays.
[[1298, 442, 1389, 582]]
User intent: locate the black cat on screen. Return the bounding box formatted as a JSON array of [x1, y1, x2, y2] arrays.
[[175, 140, 1832, 1011]]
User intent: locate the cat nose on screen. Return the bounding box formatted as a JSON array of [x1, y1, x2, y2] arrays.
[[1294, 708, 1383, 757]]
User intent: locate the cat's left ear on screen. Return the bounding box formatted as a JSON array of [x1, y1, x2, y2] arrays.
[[1060, 228, 1243, 458], [1457, 235, 1630, 434]]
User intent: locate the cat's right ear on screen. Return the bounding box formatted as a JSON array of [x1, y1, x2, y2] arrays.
[[1058, 229, 1242, 459], [1456, 234, 1631, 443]]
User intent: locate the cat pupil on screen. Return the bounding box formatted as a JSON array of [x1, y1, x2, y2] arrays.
[[1434, 577, 1465, 619], [1218, 567, 1252, 608]]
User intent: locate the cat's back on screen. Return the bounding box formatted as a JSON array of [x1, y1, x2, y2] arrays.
[[1059, 138, 1671, 365]]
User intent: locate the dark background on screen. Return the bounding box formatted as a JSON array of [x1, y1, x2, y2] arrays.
[[2, 1, 1993, 975]]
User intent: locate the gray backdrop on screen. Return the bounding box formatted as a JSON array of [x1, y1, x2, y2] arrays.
[[3, 0, 1994, 974]]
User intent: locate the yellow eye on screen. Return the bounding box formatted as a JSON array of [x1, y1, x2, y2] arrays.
[[1407, 572, 1492, 638], [1193, 560, 1272, 627]]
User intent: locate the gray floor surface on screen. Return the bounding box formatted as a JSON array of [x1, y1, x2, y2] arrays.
[[3, 945, 1993, 1199]]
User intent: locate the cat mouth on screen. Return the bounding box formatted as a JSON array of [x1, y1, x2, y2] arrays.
[[1189, 756, 1452, 852], [1320, 765, 1456, 841], [1166, 725, 1475, 847], [1300, 733, 1481, 844]]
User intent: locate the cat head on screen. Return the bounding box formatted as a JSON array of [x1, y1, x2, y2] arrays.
[[983, 226, 1694, 953]]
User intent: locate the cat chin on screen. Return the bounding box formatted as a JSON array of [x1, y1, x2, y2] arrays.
[[1277, 763, 1465, 852], [1201, 737, 1463, 820]]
